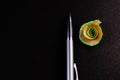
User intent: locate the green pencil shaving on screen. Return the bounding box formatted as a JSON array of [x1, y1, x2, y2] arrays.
[[79, 20, 103, 46]]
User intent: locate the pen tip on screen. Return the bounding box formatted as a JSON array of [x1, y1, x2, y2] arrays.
[[69, 13, 72, 22], [67, 13, 72, 38]]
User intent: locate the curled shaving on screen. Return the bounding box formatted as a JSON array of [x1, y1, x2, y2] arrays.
[[79, 20, 103, 46]]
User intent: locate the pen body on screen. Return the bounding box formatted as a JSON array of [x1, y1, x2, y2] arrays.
[[67, 37, 74, 80]]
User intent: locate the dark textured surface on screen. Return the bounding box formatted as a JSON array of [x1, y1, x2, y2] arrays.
[[73, 0, 120, 80], [32, 0, 120, 80]]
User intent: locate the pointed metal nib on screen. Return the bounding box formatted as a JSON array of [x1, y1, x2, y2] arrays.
[[69, 13, 72, 23], [67, 13, 73, 39], [69, 13, 73, 37]]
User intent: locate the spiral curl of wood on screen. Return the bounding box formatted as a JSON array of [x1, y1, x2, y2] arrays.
[[79, 20, 103, 46]]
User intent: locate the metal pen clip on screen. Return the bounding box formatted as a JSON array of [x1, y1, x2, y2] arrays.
[[74, 63, 79, 80]]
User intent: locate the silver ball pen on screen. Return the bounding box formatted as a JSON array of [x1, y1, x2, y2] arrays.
[[67, 14, 79, 80]]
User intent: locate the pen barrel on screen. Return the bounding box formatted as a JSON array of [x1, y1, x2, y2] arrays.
[[67, 37, 74, 80]]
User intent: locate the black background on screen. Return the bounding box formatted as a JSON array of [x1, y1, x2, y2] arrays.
[[31, 0, 120, 80]]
